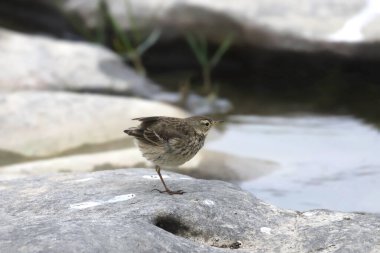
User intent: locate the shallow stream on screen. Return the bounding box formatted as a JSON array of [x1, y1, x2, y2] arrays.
[[206, 114, 380, 213]]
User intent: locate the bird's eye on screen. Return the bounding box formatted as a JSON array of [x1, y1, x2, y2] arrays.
[[201, 120, 211, 127]]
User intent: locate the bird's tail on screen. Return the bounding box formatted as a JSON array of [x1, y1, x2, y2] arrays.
[[123, 127, 143, 138]]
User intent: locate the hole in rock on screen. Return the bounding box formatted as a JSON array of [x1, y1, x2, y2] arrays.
[[154, 215, 242, 250], [155, 215, 190, 236]]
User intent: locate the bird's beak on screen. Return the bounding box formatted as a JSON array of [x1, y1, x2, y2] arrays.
[[213, 120, 224, 125]]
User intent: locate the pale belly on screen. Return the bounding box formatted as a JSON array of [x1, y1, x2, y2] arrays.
[[137, 138, 204, 167]]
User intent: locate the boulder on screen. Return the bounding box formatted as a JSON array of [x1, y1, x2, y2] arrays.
[[0, 168, 379, 252], [0, 28, 232, 114], [0, 28, 161, 95], [0, 91, 188, 164], [0, 148, 278, 181]]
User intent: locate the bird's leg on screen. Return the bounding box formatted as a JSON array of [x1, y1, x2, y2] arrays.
[[153, 165, 185, 195]]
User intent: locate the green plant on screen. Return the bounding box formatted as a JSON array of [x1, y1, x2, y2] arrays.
[[185, 33, 234, 93]]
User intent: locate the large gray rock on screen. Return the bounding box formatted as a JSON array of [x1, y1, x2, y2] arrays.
[[0, 91, 188, 164], [0, 28, 160, 95], [0, 169, 379, 252], [56, 0, 380, 56], [0, 28, 232, 114]]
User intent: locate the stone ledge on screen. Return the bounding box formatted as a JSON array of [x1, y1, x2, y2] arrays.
[[0, 168, 379, 252]]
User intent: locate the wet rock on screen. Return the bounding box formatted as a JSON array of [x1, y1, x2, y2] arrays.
[[0, 168, 379, 252], [0, 149, 277, 182], [0, 28, 160, 95], [0, 91, 187, 163]]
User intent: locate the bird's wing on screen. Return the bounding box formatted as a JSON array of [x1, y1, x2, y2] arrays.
[[141, 127, 166, 146], [128, 117, 189, 148], [143, 124, 187, 147], [132, 117, 162, 123]]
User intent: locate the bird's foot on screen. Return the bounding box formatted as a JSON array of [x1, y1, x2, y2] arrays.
[[152, 188, 185, 195]]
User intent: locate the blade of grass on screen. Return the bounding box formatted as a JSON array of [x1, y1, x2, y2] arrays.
[[199, 34, 208, 63], [210, 33, 234, 68], [185, 33, 207, 66], [136, 29, 162, 55]]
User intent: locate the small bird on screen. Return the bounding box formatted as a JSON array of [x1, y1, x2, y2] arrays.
[[124, 116, 221, 195]]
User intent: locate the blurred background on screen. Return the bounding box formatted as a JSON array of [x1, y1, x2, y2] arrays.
[[0, 0, 380, 213]]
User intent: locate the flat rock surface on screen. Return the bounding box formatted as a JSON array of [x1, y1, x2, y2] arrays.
[[1, 169, 379, 252]]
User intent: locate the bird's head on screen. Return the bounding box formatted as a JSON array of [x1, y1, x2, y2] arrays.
[[185, 116, 223, 136]]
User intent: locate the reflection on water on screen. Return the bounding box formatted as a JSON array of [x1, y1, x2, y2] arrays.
[[206, 115, 380, 213]]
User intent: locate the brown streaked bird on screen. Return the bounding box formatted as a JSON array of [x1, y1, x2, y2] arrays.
[[124, 116, 221, 195]]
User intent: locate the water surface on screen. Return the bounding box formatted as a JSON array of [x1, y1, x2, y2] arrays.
[[206, 115, 380, 213]]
